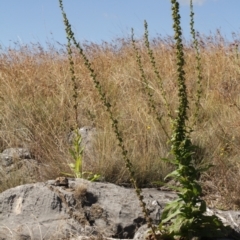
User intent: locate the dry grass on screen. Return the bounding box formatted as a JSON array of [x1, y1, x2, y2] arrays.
[[0, 32, 240, 209]]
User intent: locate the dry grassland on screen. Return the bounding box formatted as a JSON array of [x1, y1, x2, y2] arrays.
[[0, 33, 240, 209]]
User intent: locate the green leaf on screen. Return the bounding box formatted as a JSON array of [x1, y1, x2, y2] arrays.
[[69, 148, 76, 159], [69, 163, 75, 169], [162, 208, 182, 224], [161, 157, 178, 165], [89, 174, 101, 182], [74, 156, 82, 172], [191, 182, 202, 196], [164, 169, 180, 181], [161, 199, 184, 223], [169, 215, 194, 235]]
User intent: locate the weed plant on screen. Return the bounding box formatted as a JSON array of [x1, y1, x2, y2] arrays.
[[58, 0, 100, 181], [156, 0, 231, 238], [59, 0, 157, 235], [62, 10, 84, 179]]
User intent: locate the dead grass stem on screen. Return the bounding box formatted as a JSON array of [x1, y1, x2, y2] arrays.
[[0, 34, 240, 208]]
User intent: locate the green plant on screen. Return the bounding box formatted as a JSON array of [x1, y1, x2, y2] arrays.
[[157, 1, 231, 238], [60, 3, 84, 179], [62, 129, 83, 178], [59, 0, 100, 182], [62, 131, 100, 181], [189, 0, 203, 127], [131, 26, 170, 140], [67, 129, 83, 178], [58, 2, 156, 236]]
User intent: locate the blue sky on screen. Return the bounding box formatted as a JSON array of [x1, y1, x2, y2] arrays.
[[1, 0, 240, 48]]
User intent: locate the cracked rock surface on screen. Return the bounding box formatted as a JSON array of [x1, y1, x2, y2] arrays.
[[0, 179, 174, 239], [0, 179, 239, 240]]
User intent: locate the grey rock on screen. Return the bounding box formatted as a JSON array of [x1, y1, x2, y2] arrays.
[[0, 182, 84, 239], [68, 126, 96, 146], [79, 126, 96, 141], [79, 126, 97, 160], [0, 179, 173, 239], [0, 148, 31, 167], [0, 148, 39, 187], [0, 179, 239, 240]]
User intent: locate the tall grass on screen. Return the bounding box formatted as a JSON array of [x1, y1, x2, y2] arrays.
[[0, 23, 240, 213]]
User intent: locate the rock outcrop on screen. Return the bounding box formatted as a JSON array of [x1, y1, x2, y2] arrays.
[[0, 178, 167, 239], [0, 148, 40, 187], [0, 179, 240, 240]]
